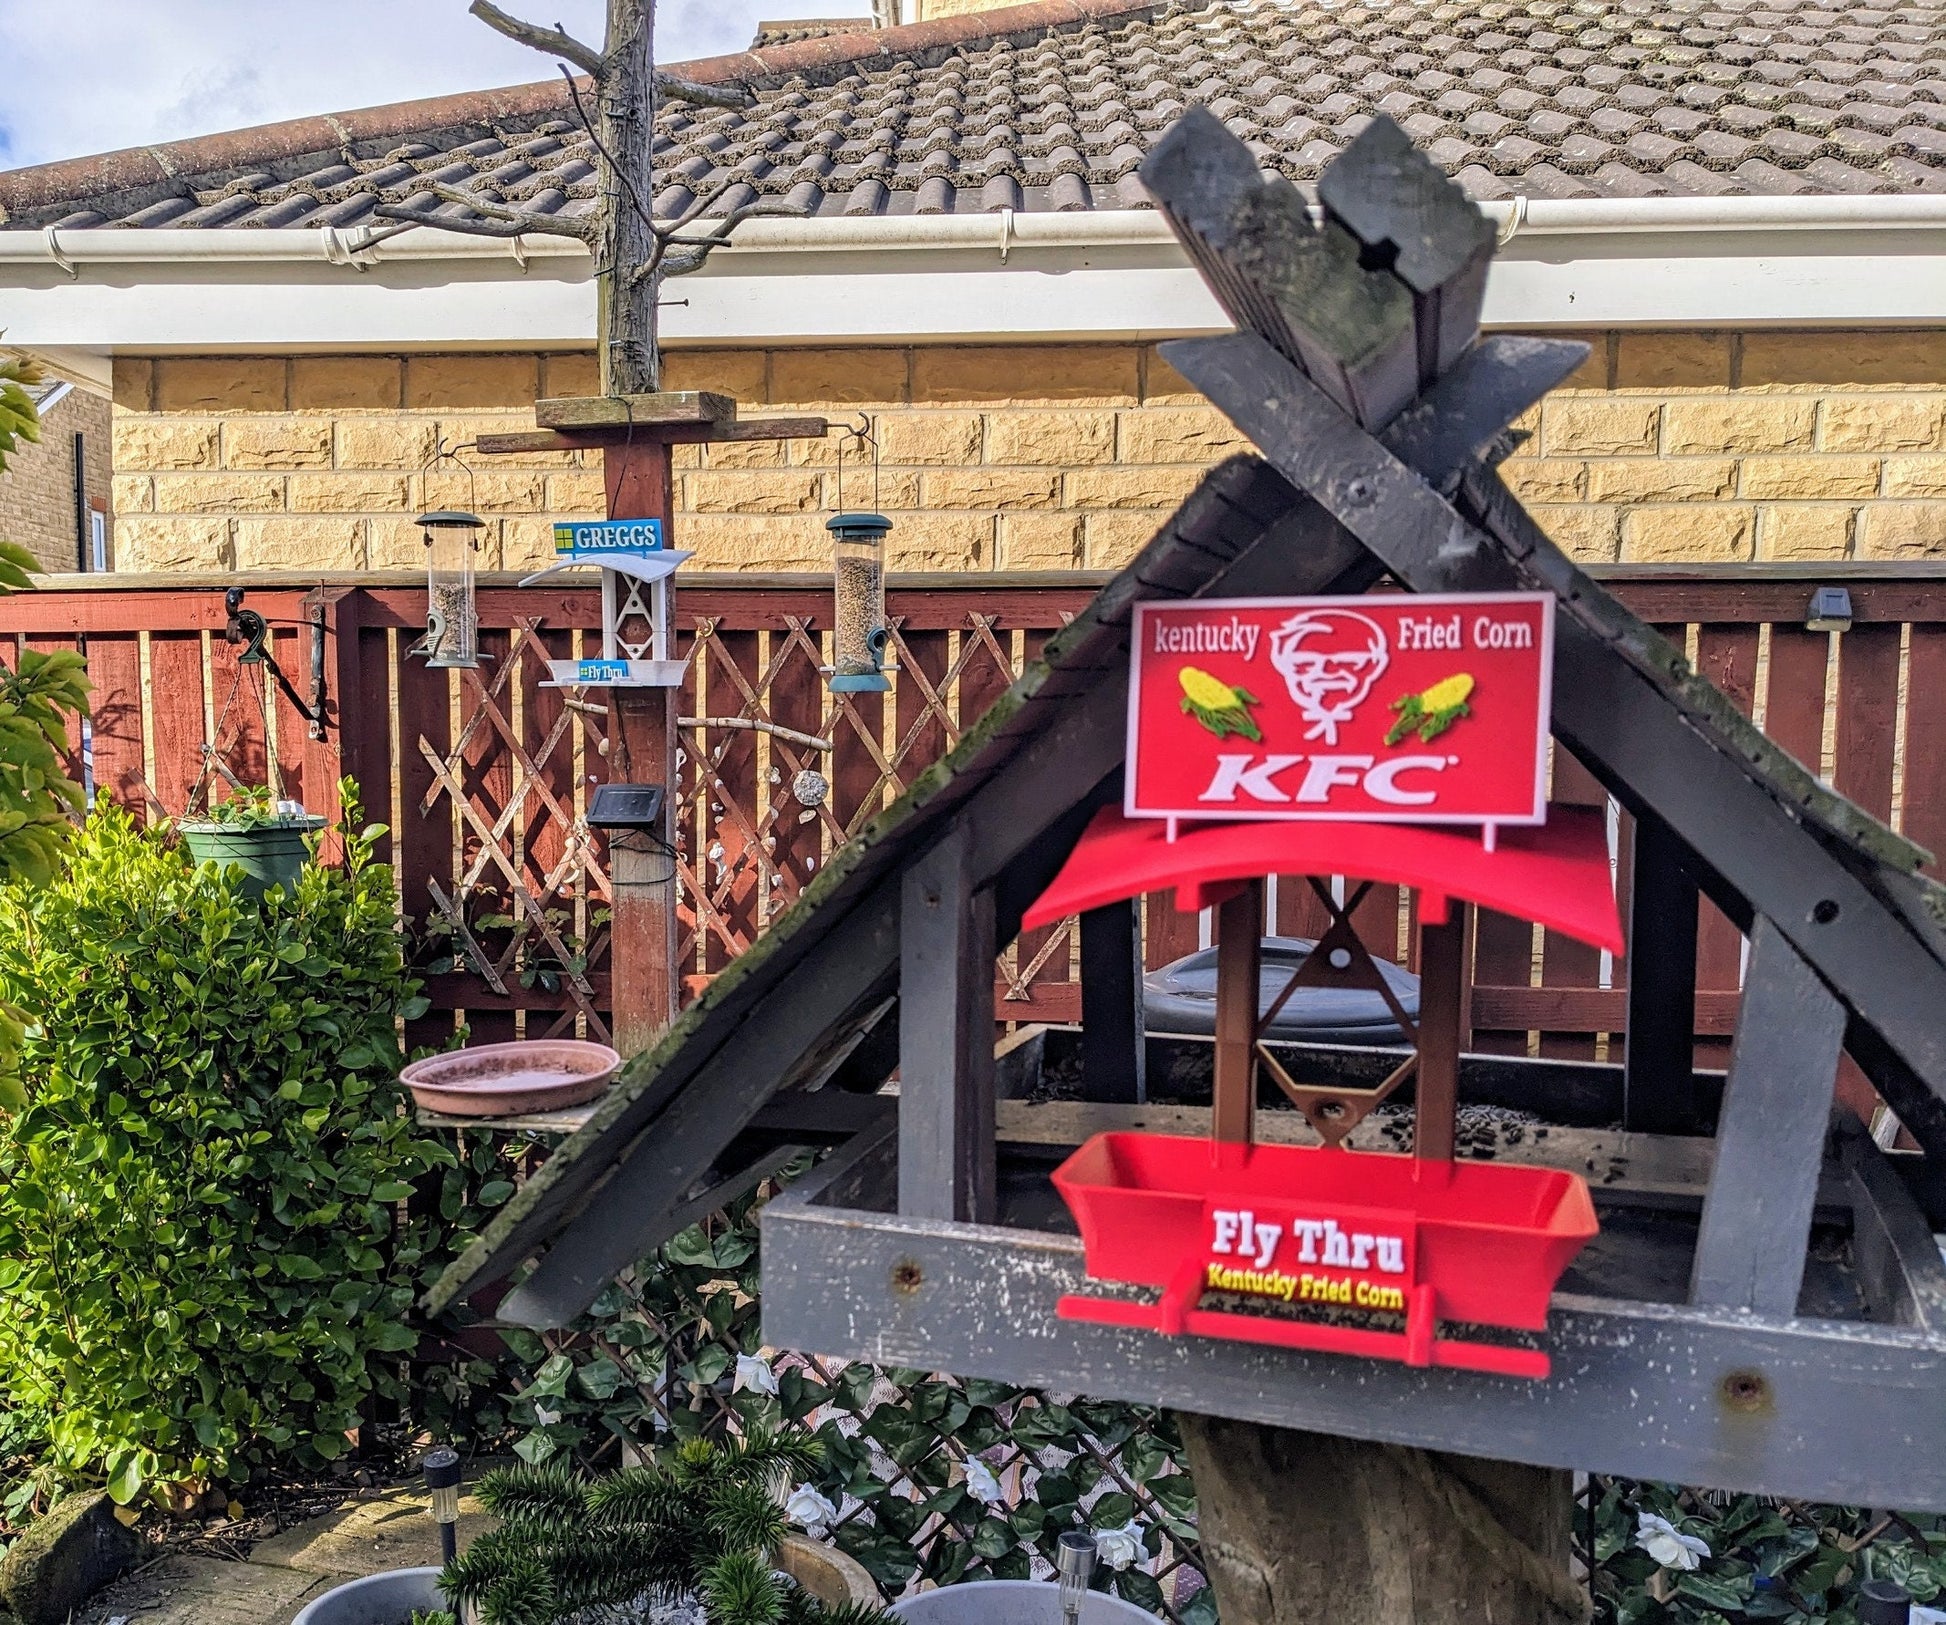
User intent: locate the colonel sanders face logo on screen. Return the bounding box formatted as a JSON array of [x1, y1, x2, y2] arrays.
[[1267, 609, 1390, 744]]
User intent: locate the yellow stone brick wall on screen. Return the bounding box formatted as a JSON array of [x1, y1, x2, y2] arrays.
[[107, 332, 1946, 575]]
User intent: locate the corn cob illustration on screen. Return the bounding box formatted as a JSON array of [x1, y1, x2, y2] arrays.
[[1386, 672, 1475, 745], [1178, 665, 1264, 742]]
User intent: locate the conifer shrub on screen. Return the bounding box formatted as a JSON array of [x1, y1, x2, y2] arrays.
[[0, 802, 452, 1504]]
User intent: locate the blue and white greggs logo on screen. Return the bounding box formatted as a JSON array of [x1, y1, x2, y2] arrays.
[[552, 519, 665, 558]]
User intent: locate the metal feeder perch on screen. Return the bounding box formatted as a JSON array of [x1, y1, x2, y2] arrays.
[[410, 509, 486, 671]]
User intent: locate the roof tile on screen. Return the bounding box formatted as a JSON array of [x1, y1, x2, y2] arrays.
[[5, 0, 1943, 227]]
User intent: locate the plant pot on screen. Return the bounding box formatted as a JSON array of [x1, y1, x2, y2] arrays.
[[289, 1566, 446, 1625], [891, 1580, 1159, 1621], [178, 816, 326, 900]]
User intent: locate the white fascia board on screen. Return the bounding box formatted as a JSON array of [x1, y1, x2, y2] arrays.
[[3, 200, 1946, 352]]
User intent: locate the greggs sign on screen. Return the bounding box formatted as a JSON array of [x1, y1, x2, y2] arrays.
[[1127, 593, 1554, 827]]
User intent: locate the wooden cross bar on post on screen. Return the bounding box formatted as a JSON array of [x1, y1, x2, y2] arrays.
[[476, 392, 828, 1055]]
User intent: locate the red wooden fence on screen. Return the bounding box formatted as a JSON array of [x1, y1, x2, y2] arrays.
[[5, 565, 1942, 1065]]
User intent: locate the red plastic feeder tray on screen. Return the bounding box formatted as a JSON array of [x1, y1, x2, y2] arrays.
[[1053, 1133, 1597, 1379]]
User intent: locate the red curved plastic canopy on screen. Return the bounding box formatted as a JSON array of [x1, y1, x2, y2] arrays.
[[1024, 805, 1623, 954]]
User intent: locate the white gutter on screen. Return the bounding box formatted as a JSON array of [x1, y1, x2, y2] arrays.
[[3, 196, 1945, 351]]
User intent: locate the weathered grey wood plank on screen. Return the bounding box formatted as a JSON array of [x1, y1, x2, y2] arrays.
[[1842, 1120, 1946, 1332], [1625, 812, 1703, 1135], [762, 1160, 1946, 1512], [534, 390, 735, 429], [1689, 917, 1845, 1315], [900, 821, 998, 1223], [1080, 899, 1146, 1105]]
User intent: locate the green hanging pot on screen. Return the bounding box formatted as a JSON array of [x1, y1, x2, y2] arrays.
[[178, 816, 326, 900]]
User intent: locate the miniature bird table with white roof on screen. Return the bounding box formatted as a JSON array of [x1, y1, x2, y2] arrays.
[[431, 110, 1946, 1622]]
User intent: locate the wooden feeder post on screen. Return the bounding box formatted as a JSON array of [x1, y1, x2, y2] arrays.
[[474, 396, 828, 1055]]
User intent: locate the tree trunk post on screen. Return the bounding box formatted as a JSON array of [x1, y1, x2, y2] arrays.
[[598, 0, 662, 396], [1177, 1413, 1584, 1625]]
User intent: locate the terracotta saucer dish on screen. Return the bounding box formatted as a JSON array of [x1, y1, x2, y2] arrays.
[[401, 1039, 622, 1117]]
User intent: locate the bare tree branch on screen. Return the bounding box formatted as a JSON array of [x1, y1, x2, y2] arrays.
[[374, 178, 599, 245], [468, 0, 606, 78], [654, 71, 756, 111], [631, 198, 812, 284], [664, 176, 742, 234]]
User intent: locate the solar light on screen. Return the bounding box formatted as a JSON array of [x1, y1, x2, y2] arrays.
[[1858, 1579, 1912, 1625], [421, 1445, 462, 1566], [1805, 585, 1853, 634], [1056, 1529, 1096, 1625], [412, 511, 486, 669]]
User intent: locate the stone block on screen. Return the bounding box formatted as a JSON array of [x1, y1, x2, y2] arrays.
[[1543, 397, 1659, 455], [1552, 331, 1611, 391], [113, 416, 220, 471], [0, 1491, 142, 1625], [1530, 504, 1619, 562], [223, 418, 334, 470], [686, 470, 824, 514], [405, 353, 539, 411], [1619, 504, 1754, 562], [111, 356, 154, 412], [662, 348, 769, 402], [1142, 348, 1203, 405], [919, 468, 1062, 510], [286, 473, 412, 513], [1818, 396, 1946, 451], [701, 436, 791, 470], [544, 470, 608, 513], [114, 515, 230, 572], [368, 516, 437, 570], [999, 512, 1085, 569], [542, 351, 600, 399], [1084, 508, 1169, 568], [878, 412, 986, 467], [423, 467, 545, 513], [111, 474, 154, 514], [233, 516, 364, 571], [1064, 465, 1209, 510], [914, 344, 1140, 406], [1614, 332, 1731, 390], [1743, 331, 1946, 390], [1584, 457, 1736, 503], [1737, 456, 1881, 500], [290, 357, 402, 411], [885, 511, 992, 571], [153, 473, 285, 513], [1116, 406, 1249, 463], [769, 347, 908, 409], [1858, 501, 1946, 559], [1662, 397, 1815, 453], [1500, 458, 1585, 503], [1756, 503, 1854, 560], [154, 357, 287, 413], [1880, 456, 1946, 497], [677, 513, 829, 571], [983, 409, 1115, 466], [334, 418, 441, 470]]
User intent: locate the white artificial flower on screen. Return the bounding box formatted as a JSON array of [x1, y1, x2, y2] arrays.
[[1094, 1520, 1146, 1572], [734, 1353, 779, 1396], [1635, 1512, 1710, 1571], [534, 1404, 561, 1426], [963, 1458, 1005, 1505], [785, 1483, 838, 1537]]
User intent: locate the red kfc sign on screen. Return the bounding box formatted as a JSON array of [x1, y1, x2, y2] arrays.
[[1127, 593, 1553, 827]]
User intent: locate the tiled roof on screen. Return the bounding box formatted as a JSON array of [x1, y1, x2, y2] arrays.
[[3, 0, 1943, 231]]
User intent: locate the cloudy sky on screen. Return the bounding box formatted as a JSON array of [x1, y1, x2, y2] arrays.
[[0, 0, 854, 171]]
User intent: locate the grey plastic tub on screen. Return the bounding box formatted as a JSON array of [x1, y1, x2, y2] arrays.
[[290, 1567, 447, 1625], [892, 1579, 1158, 1622]]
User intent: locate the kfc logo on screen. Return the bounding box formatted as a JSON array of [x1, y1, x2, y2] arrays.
[[1267, 610, 1389, 745]]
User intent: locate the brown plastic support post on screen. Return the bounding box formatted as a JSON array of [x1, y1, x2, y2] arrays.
[[1212, 881, 1263, 1148], [1414, 902, 1469, 1162], [605, 437, 681, 1055]]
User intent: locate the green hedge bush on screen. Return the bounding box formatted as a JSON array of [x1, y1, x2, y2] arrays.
[[0, 804, 452, 1504]]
